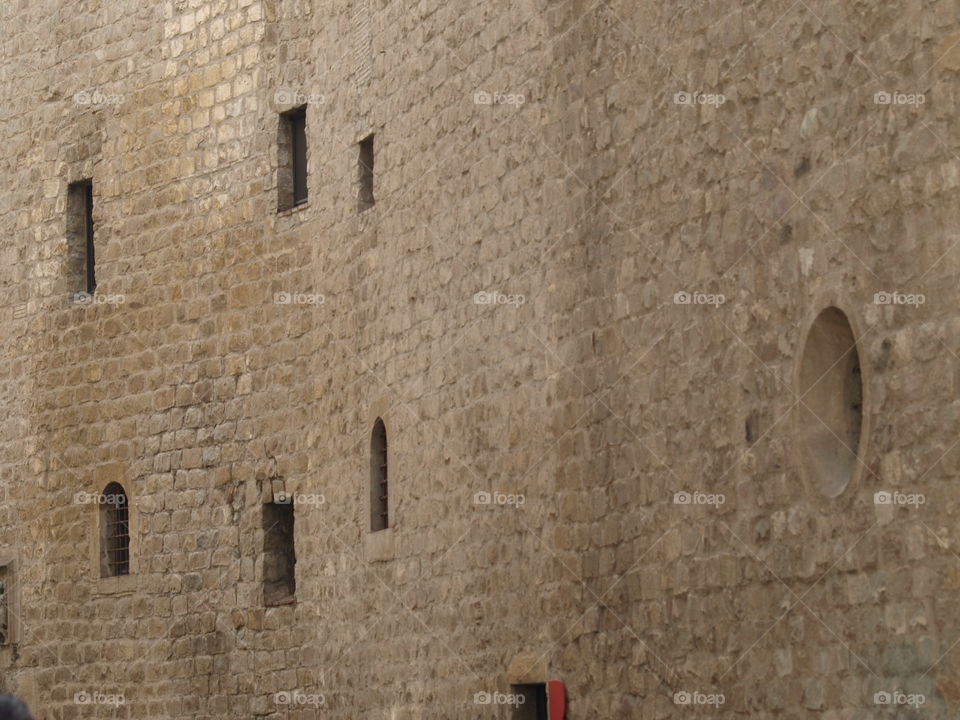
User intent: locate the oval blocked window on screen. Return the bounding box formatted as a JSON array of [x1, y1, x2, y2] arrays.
[[797, 308, 864, 497]]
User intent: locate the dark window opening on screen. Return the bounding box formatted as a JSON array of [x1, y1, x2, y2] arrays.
[[512, 684, 548, 720], [745, 411, 759, 444], [358, 133, 375, 213], [100, 482, 129, 577], [278, 106, 308, 210], [67, 180, 95, 293], [370, 418, 388, 531], [263, 501, 296, 605], [0, 565, 9, 645]]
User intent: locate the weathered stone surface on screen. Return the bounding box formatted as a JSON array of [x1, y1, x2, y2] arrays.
[[0, 0, 958, 718]]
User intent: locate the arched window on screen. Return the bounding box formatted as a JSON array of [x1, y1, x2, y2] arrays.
[[370, 419, 388, 532], [100, 482, 130, 577]]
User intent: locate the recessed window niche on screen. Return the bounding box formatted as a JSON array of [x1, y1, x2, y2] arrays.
[[797, 307, 865, 497]]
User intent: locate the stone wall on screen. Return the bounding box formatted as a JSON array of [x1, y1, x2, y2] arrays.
[[1, 0, 959, 717]]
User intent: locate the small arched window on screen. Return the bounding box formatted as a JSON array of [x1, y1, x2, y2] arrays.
[[100, 482, 130, 577], [370, 419, 388, 532]]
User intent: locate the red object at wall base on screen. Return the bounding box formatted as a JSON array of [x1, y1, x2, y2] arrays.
[[548, 681, 566, 720]]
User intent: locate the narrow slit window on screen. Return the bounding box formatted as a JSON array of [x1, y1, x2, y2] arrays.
[[263, 500, 296, 605], [99, 483, 129, 577], [0, 565, 9, 645], [370, 418, 388, 531], [67, 180, 95, 293], [278, 106, 308, 210], [358, 133, 375, 213]]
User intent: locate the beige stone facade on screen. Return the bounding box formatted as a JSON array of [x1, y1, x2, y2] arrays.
[[2, 0, 960, 717]]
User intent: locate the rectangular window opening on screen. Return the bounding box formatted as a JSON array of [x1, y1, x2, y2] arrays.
[[98, 485, 130, 578], [263, 501, 296, 605], [512, 684, 548, 720], [370, 419, 388, 532], [67, 180, 95, 294], [104, 504, 130, 577], [278, 107, 308, 210], [358, 133, 375, 213], [0, 564, 10, 646]]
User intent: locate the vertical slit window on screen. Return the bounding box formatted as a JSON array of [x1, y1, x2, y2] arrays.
[[67, 180, 95, 294], [370, 418, 388, 531], [263, 500, 296, 605], [358, 133, 375, 213], [291, 109, 308, 205], [100, 483, 129, 577], [0, 565, 8, 645], [278, 106, 308, 210]]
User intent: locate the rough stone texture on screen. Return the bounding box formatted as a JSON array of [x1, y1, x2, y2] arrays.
[[1, 0, 960, 718]]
